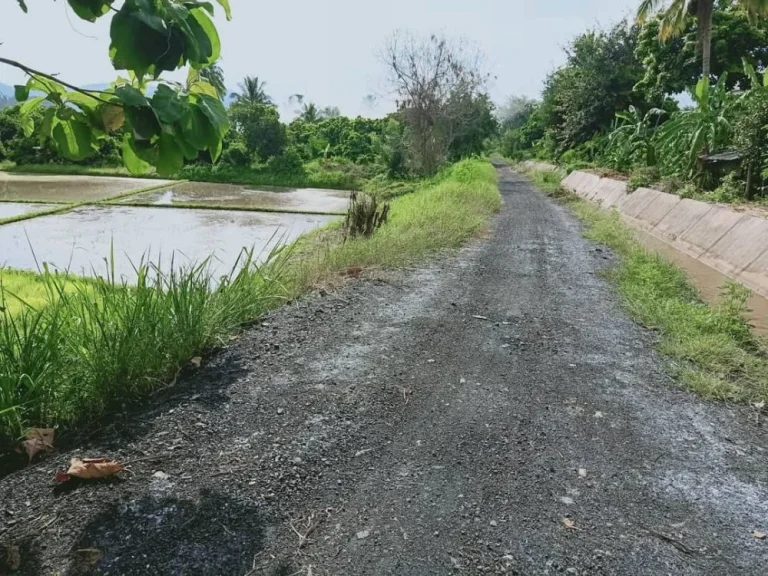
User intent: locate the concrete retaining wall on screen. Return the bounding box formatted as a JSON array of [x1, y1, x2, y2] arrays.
[[561, 170, 768, 299]]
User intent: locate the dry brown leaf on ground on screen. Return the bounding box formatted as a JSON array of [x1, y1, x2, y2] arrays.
[[562, 518, 577, 530], [21, 428, 55, 462], [190, 357, 202, 368], [57, 458, 122, 481], [3, 544, 21, 570], [753, 530, 767, 540]]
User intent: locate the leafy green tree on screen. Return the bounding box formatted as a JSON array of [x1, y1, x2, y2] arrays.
[[635, 1, 768, 99], [541, 22, 646, 151], [229, 103, 287, 161], [6, 0, 232, 176], [448, 93, 498, 160], [497, 96, 539, 132], [230, 76, 273, 107], [636, 0, 768, 78]]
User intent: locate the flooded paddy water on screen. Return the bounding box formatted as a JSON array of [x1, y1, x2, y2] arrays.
[[115, 181, 350, 214], [0, 173, 344, 283], [0, 202, 56, 220], [0, 205, 335, 281]]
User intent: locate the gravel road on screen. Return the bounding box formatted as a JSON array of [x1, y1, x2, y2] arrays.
[[1, 164, 767, 575]]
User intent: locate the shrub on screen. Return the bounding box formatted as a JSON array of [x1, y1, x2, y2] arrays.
[[627, 166, 661, 192], [220, 141, 252, 167], [344, 192, 390, 238], [265, 148, 306, 176], [707, 172, 743, 203]]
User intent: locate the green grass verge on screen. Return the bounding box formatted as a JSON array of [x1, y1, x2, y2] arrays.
[[524, 167, 768, 405], [289, 159, 502, 288], [0, 159, 501, 442]]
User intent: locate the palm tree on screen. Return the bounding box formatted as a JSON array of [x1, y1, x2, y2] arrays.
[[320, 106, 341, 118], [199, 64, 227, 100], [637, 1, 768, 79], [230, 76, 273, 106], [300, 102, 321, 123]]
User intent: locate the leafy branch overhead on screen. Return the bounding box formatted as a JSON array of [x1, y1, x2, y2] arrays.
[[6, 0, 233, 176]]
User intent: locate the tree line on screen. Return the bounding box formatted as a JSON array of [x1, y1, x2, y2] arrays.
[[501, 0, 768, 200], [1, 3, 498, 180]]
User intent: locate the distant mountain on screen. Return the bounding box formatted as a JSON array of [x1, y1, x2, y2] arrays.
[[0, 82, 13, 97]]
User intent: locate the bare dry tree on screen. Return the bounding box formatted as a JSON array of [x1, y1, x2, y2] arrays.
[[383, 31, 489, 174]]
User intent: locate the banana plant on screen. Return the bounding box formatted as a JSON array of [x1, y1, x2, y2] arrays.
[[656, 73, 733, 175], [606, 105, 666, 170]]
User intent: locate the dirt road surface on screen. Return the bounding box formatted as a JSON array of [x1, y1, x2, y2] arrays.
[[2, 164, 767, 575]]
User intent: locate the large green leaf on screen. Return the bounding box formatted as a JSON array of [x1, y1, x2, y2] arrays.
[[67, 0, 114, 22], [19, 95, 46, 117], [195, 94, 229, 137], [156, 132, 184, 176], [122, 133, 150, 175], [115, 85, 149, 108], [215, 0, 232, 19], [187, 8, 220, 66], [151, 84, 186, 123], [180, 105, 218, 151], [52, 119, 94, 161], [124, 106, 161, 140]]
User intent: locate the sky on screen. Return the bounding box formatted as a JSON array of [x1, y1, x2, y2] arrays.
[[1, 0, 638, 119]]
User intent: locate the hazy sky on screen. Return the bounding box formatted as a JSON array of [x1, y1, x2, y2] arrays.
[[1, 0, 637, 119]]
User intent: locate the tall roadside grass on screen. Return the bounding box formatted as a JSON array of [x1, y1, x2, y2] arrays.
[[0, 248, 290, 441], [524, 167, 768, 404], [291, 159, 502, 287]]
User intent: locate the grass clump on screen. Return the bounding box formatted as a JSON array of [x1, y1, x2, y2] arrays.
[[570, 202, 768, 404], [0, 249, 290, 440]]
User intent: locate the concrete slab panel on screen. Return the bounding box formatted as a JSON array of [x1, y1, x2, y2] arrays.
[[633, 191, 681, 231], [600, 180, 629, 209], [702, 216, 768, 278], [675, 206, 746, 258], [653, 199, 714, 243], [737, 248, 768, 299], [578, 173, 602, 199], [617, 188, 659, 219], [561, 171, 580, 192]]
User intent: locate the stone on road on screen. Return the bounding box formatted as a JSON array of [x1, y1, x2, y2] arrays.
[[1, 165, 766, 575]]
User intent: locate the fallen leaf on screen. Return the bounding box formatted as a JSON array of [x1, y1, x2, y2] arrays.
[[753, 530, 767, 540], [594, 411, 604, 419], [560, 496, 575, 505], [190, 357, 202, 368], [21, 428, 55, 462], [753, 401, 766, 410], [472, 315, 489, 320], [75, 548, 103, 567], [4, 544, 20, 570], [578, 468, 587, 478], [66, 458, 122, 480], [562, 518, 576, 530]]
